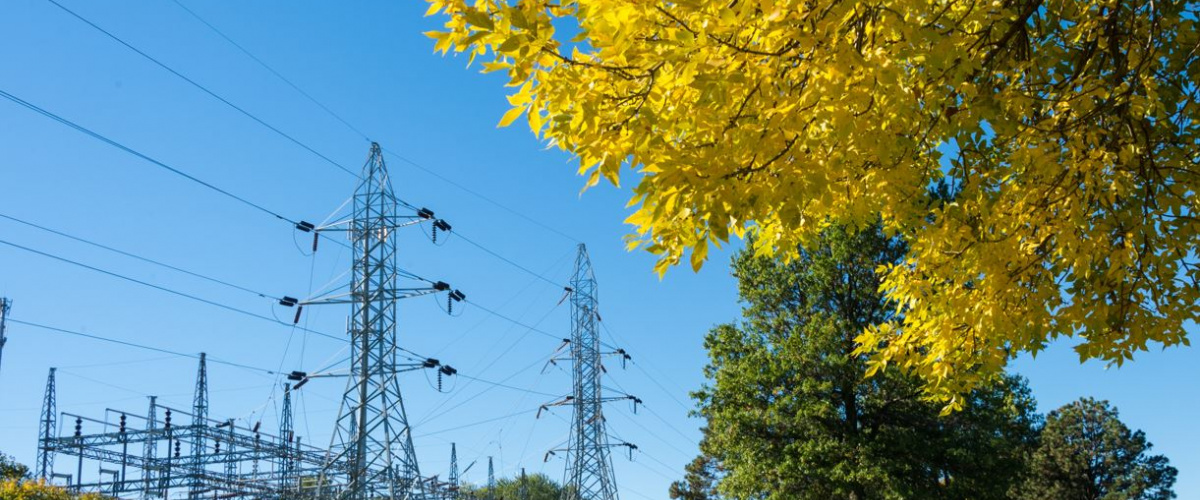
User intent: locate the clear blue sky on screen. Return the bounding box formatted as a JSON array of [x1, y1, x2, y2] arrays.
[[0, 1, 1195, 498]]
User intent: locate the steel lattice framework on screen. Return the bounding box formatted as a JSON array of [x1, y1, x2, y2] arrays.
[[561, 244, 619, 500], [318, 142, 422, 500], [34, 143, 469, 500]]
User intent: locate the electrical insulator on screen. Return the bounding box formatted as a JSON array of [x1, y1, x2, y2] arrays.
[[119, 414, 127, 434], [74, 417, 82, 438], [214, 440, 220, 454], [174, 440, 181, 458]]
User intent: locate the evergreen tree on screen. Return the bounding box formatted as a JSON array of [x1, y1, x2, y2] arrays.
[[668, 440, 721, 500], [462, 472, 564, 500], [694, 225, 1040, 499], [1016, 398, 1176, 500]]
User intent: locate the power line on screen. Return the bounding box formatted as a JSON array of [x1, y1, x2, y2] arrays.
[[598, 320, 695, 414], [0, 212, 284, 302], [0, 237, 343, 343], [0, 89, 432, 279], [453, 231, 567, 289], [51, 0, 579, 293], [156, 0, 580, 244], [9, 318, 277, 375], [454, 374, 560, 398], [0, 88, 295, 224], [414, 408, 538, 438], [381, 149, 580, 243], [461, 298, 567, 343], [44, 0, 362, 180], [168, 0, 372, 143]]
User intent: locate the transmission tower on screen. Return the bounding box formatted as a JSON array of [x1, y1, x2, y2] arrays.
[[189, 353, 208, 497], [448, 443, 459, 500], [280, 382, 296, 492], [143, 395, 157, 498], [316, 142, 428, 500], [561, 244, 619, 500], [0, 298, 10, 381], [486, 457, 494, 500], [36, 367, 56, 480]]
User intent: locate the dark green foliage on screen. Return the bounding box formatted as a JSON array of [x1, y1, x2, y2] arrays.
[[692, 225, 1040, 500], [461, 472, 564, 500], [1015, 398, 1176, 500], [668, 443, 721, 500], [0, 453, 29, 481]]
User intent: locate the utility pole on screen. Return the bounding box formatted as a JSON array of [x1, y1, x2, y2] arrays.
[[0, 298, 10, 382], [319, 143, 422, 500], [561, 244, 619, 500], [36, 367, 56, 480]]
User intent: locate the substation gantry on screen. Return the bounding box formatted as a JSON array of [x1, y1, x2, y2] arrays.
[[34, 144, 471, 500]]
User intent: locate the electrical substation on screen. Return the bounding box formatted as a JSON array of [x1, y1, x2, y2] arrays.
[[14, 144, 638, 500]]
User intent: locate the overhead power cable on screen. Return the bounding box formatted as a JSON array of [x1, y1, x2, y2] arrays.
[[0, 212, 283, 302], [453, 231, 567, 289], [44, 0, 362, 180], [0, 88, 424, 268], [168, 0, 372, 142], [10, 318, 277, 375], [380, 148, 580, 243], [414, 408, 539, 438], [0, 237, 342, 343], [0, 88, 295, 224], [160, 0, 580, 243], [454, 374, 560, 398], [461, 298, 566, 343]]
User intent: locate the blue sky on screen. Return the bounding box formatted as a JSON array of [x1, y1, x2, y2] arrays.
[[0, 1, 1196, 498]]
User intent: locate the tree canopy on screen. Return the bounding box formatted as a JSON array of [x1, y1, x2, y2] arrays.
[[462, 472, 564, 500], [424, 0, 1200, 406], [1014, 398, 1176, 500], [693, 225, 1040, 499]]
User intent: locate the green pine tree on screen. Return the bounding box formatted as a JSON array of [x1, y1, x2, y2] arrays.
[[1015, 398, 1176, 500], [693, 224, 1040, 499]]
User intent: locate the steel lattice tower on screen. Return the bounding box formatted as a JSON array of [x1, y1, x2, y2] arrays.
[[0, 298, 10, 382], [486, 457, 494, 500], [561, 244, 619, 500], [36, 367, 56, 480], [280, 383, 295, 492], [189, 353, 208, 498], [143, 396, 157, 498], [448, 443, 459, 500], [321, 142, 422, 500]]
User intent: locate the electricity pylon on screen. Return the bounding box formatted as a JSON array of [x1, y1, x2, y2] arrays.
[[280, 383, 295, 492], [317, 143, 424, 500], [190, 353, 208, 498], [561, 244, 619, 500], [448, 443, 459, 500], [0, 298, 10, 381], [486, 457, 495, 500], [36, 367, 56, 480]]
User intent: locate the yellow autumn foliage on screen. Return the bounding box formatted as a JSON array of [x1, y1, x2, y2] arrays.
[[0, 479, 107, 500], [424, 0, 1200, 409]]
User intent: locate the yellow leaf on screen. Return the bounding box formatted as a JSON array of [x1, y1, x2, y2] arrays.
[[497, 105, 525, 128]]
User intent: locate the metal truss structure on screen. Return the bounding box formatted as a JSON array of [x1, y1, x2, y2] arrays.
[[34, 144, 473, 500], [554, 245, 637, 500], [0, 297, 10, 381]]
